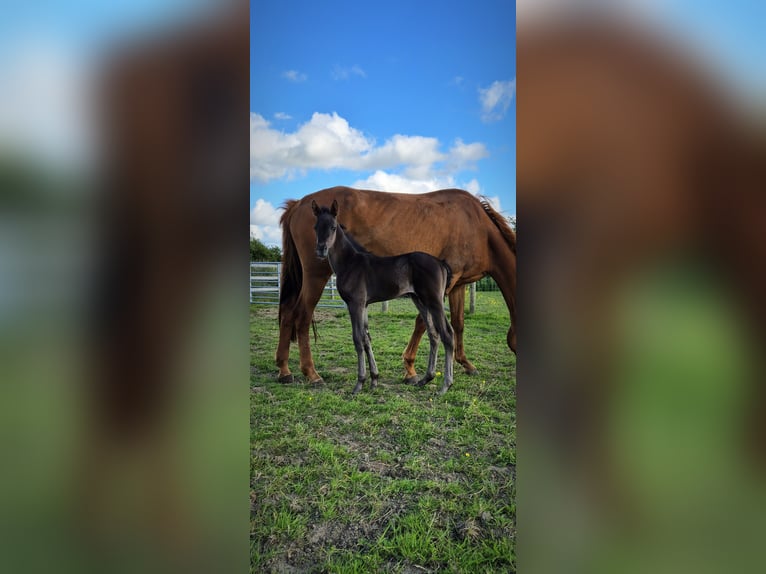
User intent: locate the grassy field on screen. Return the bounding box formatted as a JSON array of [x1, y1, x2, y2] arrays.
[[250, 292, 516, 573]]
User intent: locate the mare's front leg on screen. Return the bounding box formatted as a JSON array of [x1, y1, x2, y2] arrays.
[[363, 308, 379, 390], [449, 287, 479, 375], [349, 304, 368, 395]]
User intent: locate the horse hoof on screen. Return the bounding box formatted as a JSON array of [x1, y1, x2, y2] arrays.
[[310, 377, 325, 386], [278, 374, 294, 384], [464, 367, 479, 376], [403, 376, 419, 385]]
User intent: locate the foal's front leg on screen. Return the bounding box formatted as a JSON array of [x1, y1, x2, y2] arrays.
[[362, 307, 379, 390], [349, 305, 368, 395]]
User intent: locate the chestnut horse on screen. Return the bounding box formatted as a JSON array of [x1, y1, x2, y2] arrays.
[[277, 186, 516, 385]]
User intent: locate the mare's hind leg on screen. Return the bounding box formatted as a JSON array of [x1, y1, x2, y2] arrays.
[[363, 308, 379, 390], [296, 268, 332, 384], [449, 287, 479, 375], [276, 305, 297, 384], [402, 314, 426, 384]]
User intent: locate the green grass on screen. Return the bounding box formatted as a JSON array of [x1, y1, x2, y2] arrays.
[[251, 291, 515, 573]]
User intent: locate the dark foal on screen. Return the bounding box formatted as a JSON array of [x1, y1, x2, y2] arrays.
[[312, 200, 455, 395]]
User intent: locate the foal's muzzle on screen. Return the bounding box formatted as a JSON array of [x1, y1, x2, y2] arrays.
[[316, 245, 328, 259]]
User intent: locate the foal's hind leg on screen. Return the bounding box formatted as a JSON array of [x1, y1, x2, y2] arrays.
[[416, 313, 440, 388], [437, 312, 456, 395], [410, 299, 440, 388]]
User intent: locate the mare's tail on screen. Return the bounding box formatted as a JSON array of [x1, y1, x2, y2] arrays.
[[279, 200, 302, 342]]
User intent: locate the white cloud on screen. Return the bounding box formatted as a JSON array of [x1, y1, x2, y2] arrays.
[[463, 179, 481, 194], [446, 138, 490, 170], [250, 111, 371, 181], [250, 111, 489, 184], [352, 171, 447, 194], [249, 199, 283, 247], [331, 64, 366, 80], [352, 171, 485, 196], [274, 112, 292, 120], [282, 69, 307, 82], [250, 198, 282, 226], [478, 79, 516, 122], [483, 195, 503, 213], [250, 224, 282, 247], [364, 134, 445, 178]]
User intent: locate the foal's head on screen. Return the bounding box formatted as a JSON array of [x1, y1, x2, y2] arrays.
[[311, 199, 339, 259]]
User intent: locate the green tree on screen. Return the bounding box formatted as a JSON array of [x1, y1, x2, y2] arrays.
[[250, 237, 281, 261]]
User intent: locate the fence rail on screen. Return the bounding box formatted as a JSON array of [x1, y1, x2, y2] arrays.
[[250, 262, 345, 308], [250, 262, 499, 313]]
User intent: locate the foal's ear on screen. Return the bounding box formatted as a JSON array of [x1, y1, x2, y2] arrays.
[[311, 200, 320, 216], [330, 199, 339, 217]]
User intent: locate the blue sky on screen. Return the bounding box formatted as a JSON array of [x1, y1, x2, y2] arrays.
[[250, 0, 517, 245], [0, 0, 762, 244]]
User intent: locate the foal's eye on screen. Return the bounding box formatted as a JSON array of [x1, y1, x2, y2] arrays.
[[331, 226, 337, 232]]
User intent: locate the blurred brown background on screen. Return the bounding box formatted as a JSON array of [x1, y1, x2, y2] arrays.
[[0, 1, 248, 573], [518, 2, 765, 573], [1, 1, 763, 572]]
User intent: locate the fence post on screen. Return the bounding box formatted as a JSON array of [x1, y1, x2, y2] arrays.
[[381, 300, 389, 312], [469, 282, 476, 314]]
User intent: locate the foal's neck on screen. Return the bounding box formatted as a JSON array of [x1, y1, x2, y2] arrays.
[[329, 224, 360, 273]]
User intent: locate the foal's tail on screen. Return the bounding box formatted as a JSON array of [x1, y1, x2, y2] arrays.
[[279, 200, 302, 342]]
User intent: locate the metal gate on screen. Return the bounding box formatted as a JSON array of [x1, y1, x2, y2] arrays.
[[250, 262, 345, 308]]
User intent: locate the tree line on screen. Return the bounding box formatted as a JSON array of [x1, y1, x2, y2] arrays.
[[250, 237, 282, 261]]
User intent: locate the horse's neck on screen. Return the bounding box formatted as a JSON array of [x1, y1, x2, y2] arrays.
[[329, 228, 359, 276]]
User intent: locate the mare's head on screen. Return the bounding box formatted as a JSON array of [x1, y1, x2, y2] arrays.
[[311, 199, 339, 259]]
